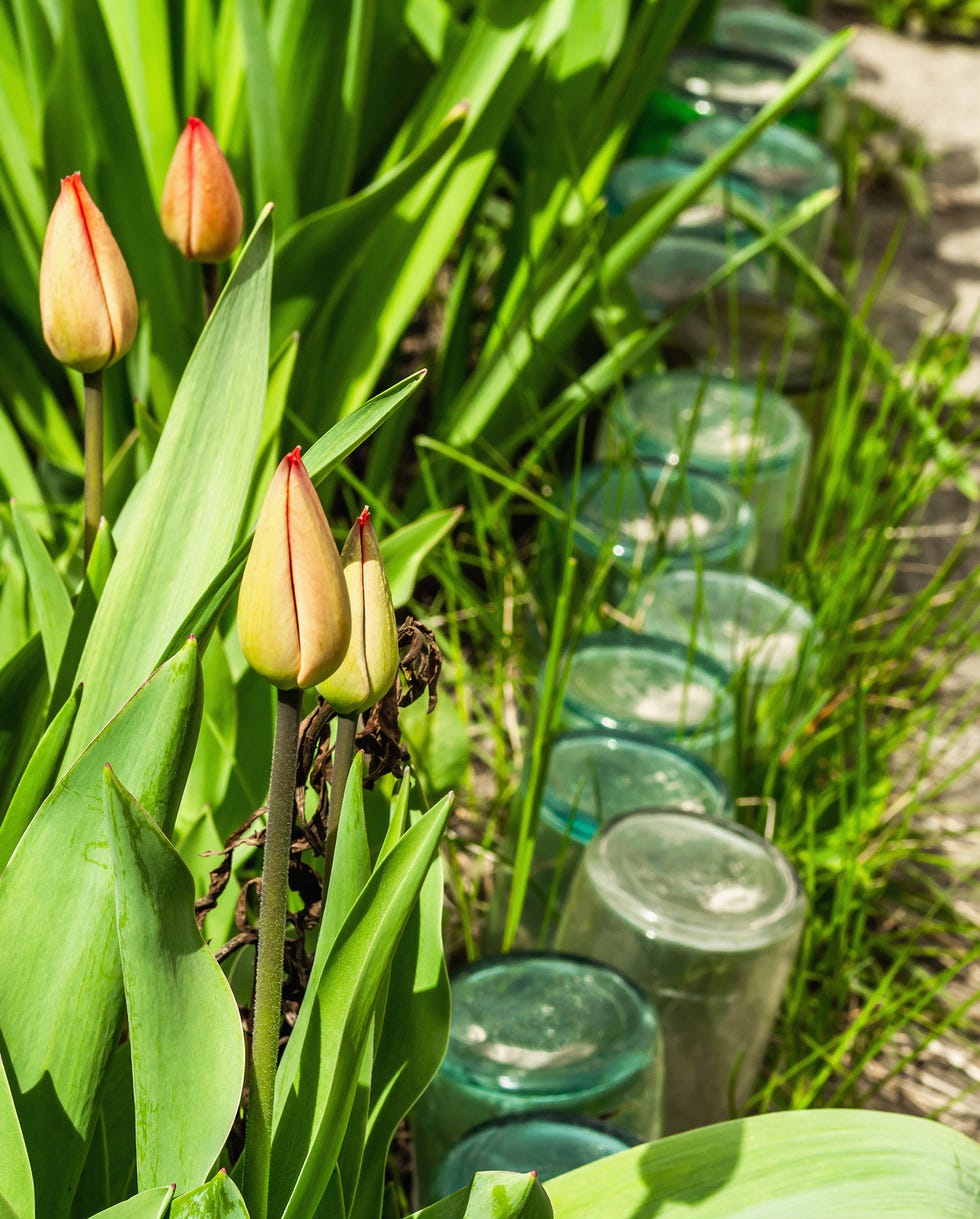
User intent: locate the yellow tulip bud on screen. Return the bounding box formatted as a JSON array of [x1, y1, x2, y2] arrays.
[[238, 448, 351, 690], [39, 173, 138, 374], [317, 507, 399, 715], [160, 116, 244, 263]]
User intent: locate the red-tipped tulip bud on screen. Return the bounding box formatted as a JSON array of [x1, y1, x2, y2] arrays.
[[317, 507, 399, 715], [160, 117, 244, 262], [238, 449, 351, 690], [39, 173, 138, 374]]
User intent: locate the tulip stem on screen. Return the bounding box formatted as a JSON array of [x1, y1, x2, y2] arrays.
[[202, 262, 220, 321], [82, 370, 103, 568], [243, 684, 302, 1219], [327, 713, 358, 862]]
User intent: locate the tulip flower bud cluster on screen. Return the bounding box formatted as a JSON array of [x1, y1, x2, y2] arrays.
[[237, 452, 400, 707]]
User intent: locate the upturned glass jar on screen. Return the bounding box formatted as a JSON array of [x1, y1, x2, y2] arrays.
[[559, 633, 737, 779], [710, 7, 854, 95], [411, 953, 661, 1198], [428, 1113, 640, 1201], [509, 730, 733, 945], [627, 234, 769, 323], [671, 116, 839, 261], [556, 810, 806, 1134], [604, 156, 767, 246], [628, 569, 818, 747], [606, 372, 811, 571], [570, 461, 757, 586]]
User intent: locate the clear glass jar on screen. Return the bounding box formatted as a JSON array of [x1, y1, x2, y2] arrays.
[[556, 810, 806, 1134], [505, 730, 733, 946], [411, 953, 662, 1197], [606, 372, 811, 571], [628, 569, 818, 746], [627, 234, 769, 322]]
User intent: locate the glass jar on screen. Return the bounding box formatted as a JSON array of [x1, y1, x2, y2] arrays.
[[559, 633, 737, 779], [429, 1113, 640, 1201], [556, 810, 806, 1134], [411, 953, 661, 1197], [607, 372, 811, 570], [627, 234, 769, 322], [628, 569, 818, 746]]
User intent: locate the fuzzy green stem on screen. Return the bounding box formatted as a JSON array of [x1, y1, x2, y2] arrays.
[[243, 684, 302, 1219], [82, 370, 103, 568], [202, 261, 220, 321], [326, 713, 357, 862]]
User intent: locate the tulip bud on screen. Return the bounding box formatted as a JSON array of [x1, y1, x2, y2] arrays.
[[161, 117, 244, 262], [317, 507, 399, 716], [238, 448, 351, 689], [39, 173, 138, 374]]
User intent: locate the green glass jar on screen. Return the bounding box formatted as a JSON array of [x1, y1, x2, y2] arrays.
[[608, 372, 811, 570], [556, 810, 806, 1134], [710, 7, 854, 94], [411, 954, 661, 1198], [559, 633, 737, 779], [429, 1113, 640, 1201], [628, 234, 769, 322], [571, 461, 757, 584]]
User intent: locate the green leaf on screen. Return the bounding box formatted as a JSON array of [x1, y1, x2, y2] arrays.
[[66, 205, 273, 767], [159, 371, 426, 662], [89, 1187, 175, 1219], [267, 793, 454, 1219], [171, 1170, 251, 1219], [380, 507, 463, 609], [544, 1110, 980, 1218], [0, 638, 203, 1219], [238, 0, 296, 228], [71, 1042, 137, 1218], [0, 1048, 33, 1219], [319, 752, 371, 954], [11, 499, 71, 687], [408, 1172, 553, 1219], [349, 815, 450, 1219], [0, 634, 49, 814], [103, 767, 245, 1195], [49, 517, 115, 714], [0, 406, 47, 531], [0, 682, 81, 873]]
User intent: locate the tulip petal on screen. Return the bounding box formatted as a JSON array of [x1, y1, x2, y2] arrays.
[[162, 117, 244, 263], [238, 456, 302, 687], [286, 455, 351, 688]]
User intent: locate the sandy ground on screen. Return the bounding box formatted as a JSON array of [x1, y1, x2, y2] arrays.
[[830, 21, 980, 1135]]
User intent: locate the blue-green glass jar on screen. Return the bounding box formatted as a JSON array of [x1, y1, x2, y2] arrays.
[[559, 633, 737, 779], [429, 1113, 640, 1201], [627, 233, 769, 322], [411, 954, 661, 1199]]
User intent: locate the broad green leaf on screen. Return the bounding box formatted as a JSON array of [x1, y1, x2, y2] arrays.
[[545, 1110, 980, 1218], [271, 108, 466, 350], [11, 499, 72, 686], [268, 793, 454, 1219], [350, 819, 449, 1219], [176, 629, 238, 836], [0, 639, 202, 1219], [0, 407, 47, 530], [238, 0, 296, 228], [0, 1049, 33, 1219], [66, 206, 273, 765], [380, 507, 463, 609], [172, 1172, 251, 1219], [0, 634, 48, 814], [408, 1172, 552, 1219], [159, 371, 426, 662], [0, 682, 81, 873], [89, 1187, 175, 1219], [71, 1042, 137, 1218], [104, 767, 245, 1195], [318, 752, 371, 954], [49, 517, 116, 713]]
